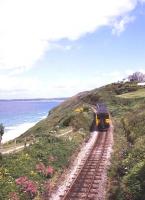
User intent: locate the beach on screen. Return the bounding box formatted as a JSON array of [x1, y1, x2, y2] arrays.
[[0, 99, 63, 143], [2, 122, 37, 143]]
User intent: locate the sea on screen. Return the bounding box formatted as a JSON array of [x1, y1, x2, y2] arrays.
[[0, 99, 64, 143]]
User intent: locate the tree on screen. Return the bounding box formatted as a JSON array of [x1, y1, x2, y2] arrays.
[[128, 72, 145, 82], [0, 123, 4, 153]]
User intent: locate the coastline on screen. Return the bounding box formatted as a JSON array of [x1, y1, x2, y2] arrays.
[[2, 115, 46, 143], [0, 99, 64, 144]]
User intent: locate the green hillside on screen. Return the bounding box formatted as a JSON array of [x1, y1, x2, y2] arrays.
[[118, 87, 145, 99], [1, 81, 145, 199]]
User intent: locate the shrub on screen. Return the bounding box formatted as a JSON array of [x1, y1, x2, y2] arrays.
[[36, 163, 54, 178], [15, 176, 37, 199]]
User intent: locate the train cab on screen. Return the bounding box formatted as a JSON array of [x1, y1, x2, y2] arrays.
[[96, 103, 110, 132]]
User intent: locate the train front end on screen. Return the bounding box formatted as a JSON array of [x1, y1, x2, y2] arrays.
[[96, 104, 110, 132]]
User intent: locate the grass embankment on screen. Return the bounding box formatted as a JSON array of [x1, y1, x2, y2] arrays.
[[0, 96, 94, 199], [0, 135, 81, 199], [1, 81, 145, 199], [118, 87, 145, 99], [106, 83, 145, 200]]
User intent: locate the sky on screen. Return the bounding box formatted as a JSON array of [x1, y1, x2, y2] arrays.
[[0, 0, 145, 99]]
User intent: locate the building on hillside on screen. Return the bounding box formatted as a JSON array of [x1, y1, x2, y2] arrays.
[[137, 82, 145, 86]]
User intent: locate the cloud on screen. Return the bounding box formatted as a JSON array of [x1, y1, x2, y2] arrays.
[[48, 43, 73, 51], [0, 0, 142, 70], [0, 74, 41, 98], [1, 67, 145, 99], [112, 15, 135, 35]]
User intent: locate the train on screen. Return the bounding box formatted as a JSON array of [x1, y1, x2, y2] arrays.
[[94, 103, 110, 132]]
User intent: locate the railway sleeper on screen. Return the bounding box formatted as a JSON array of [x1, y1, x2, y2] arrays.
[[81, 168, 96, 172], [87, 159, 100, 162], [89, 188, 99, 194], [79, 174, 102, 180], [69, 192, 87, 199], [86, 163, 100, 166], [77, 175, 94, 180], [87, 193, 98, 199], [76, 179, 100, 188], [76, 179, 96, 184], [81, 171, 98, 175], [72, 183, 90, 189], [72, 187, 89, 193]]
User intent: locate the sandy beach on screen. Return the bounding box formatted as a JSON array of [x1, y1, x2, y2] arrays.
[[2, 122, 36, 143]]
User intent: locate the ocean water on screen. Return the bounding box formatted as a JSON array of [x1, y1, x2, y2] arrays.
[[0, 99, 63, 143]]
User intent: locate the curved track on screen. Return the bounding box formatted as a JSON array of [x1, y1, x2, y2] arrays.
[[60, 131, 112, 200]]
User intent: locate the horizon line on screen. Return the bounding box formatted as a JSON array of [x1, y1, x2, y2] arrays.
[[0, 97, 69, 101]]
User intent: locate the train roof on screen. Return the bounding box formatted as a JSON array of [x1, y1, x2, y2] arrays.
[[96, 103, 109, 113]]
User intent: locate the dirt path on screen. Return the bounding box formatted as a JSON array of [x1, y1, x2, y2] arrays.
[[1, 128, 72, 155], [56, 129, 73, 137], [1, 143, 30, 154]]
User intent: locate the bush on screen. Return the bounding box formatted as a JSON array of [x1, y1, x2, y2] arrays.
[[108, 103, 145, 200], [0, 135, 79, 199]]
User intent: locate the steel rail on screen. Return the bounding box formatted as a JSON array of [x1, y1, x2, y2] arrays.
[[84, 131, 108, 200], [61, 131, 109, 200], [61, 133, 102, 199]]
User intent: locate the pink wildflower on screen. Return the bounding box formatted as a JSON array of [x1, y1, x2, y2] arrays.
[[15, 176, 37, 199], [15, 176, 28, 185], [24, 180, 37, 198], [36, 162, 46, 174], [45, 166, 54, 177]]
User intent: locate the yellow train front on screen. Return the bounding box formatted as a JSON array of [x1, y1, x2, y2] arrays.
[[95, 103, 110, 132], [96, 112, 110, 132]]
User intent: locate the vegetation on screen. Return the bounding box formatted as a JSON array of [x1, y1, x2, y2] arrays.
[[0, 123, 4, 156], [1, 102, 93, 199], [0, 135, 84, 199], [0, 123, 4, 135], [1, 78, 145, 199], [128, 71, 145, 82], [117, 88, 145, 98], [106, 87, 145, 200]]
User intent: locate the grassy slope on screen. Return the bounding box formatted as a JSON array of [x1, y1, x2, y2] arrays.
[[117, 87, 145, 98], [15, 91, 96, 141], [107, 84, 145, 200], [1, 81, 145, 199], [0, 90, 100, 199]]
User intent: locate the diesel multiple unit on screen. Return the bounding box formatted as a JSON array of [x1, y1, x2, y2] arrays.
[[95, 103, 110, 132]]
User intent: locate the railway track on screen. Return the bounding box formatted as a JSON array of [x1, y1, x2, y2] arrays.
[[60, 130, 112, 200]]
